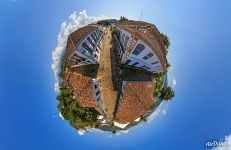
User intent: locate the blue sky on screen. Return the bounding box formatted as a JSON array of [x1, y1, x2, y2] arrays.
[[0, 0, 231, 150]]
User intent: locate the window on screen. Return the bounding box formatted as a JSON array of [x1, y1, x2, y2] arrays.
[[124, 35, 129, 48], [71, 53, 84, 62], [132, 62, 139, 66], [97, 45, 101, 50], [93, 32, 98, 39], [97, 97, 100, 102], [121, 33, 125, 43], [95, 30, 99, 36], [141, 65, 151, 69], [94, 54, 98, 60], [91, 34, 97, 43], [94, 84, 98, 89], [71, 56, 78, 61], [155, 66, 161, 68], [82, 42, 93, 54], [132, 44, 145, 55], [143, 53, 153, 60], [87, 37, 95, 47], [151, 61, 159, 65], [125, 59, 131, 65], [96, 90, 100, 95], [96, 47, 99, 52]]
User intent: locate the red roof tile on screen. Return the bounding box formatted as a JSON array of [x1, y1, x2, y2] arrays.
[[115, 81, 154, 122], [66, 73, 102, 114]]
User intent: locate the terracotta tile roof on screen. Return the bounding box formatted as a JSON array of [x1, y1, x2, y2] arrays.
[[69, 64, 99, 78], [114, 20, 167, 71], [117, 20, 153, 27], [122, 67, 152, 81], [64, 25, 98, 60], [65, 73, 102, 114], [115, 81, 154, 122]]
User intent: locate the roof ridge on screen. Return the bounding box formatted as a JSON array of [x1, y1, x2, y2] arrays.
[[127, 84, 149, 111]]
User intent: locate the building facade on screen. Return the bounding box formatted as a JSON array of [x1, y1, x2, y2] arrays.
[[65, 73, 105, 116], [114, 21, 167, 73], [66, 25, 104, 65]]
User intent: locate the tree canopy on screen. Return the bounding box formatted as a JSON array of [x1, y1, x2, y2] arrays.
[[119, 16, 128, 22], [161, 33, 170, 49], [160, 86, 175, 101], [56, 84, 99, 131], [97, 20, 111, 26]]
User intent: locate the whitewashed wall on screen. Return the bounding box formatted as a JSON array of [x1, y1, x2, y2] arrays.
[[92, 79, 105, 116], [115, 27, 163, 73], [69, 27, 104, 65]]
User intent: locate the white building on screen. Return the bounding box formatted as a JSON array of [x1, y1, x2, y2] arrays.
[[66, 25, 104, 65], [114, 21, 167, 73]]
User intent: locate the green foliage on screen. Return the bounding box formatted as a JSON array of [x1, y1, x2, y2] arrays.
[[59, 62, 69, 78], [161, 33, 170, 49], [56, 84, 99, 131], [160, 86, 175, 101], [111, 27, 116, 36], [153, 73, 164, 97], [97, 20, 111, 26], [119, 16, 128, 22]]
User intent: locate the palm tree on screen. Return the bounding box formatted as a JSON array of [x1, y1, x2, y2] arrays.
[[160, 87, 175, 101]]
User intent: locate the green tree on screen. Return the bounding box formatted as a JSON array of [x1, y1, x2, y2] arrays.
[[160, 86, 175, 101], [161, 33, 170, 49], [119, 16, 128, 22], [97, 20, 110, 26], [56, 84, 99, 131]]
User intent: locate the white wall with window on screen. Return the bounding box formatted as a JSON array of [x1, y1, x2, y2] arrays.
[[115, 81, 126, 113], [114, 26, 164, 73], [115, 27, 132, 57], [122, 39, 163, 73], [69, 27, 104, 65], [92, 79, 105, 116]]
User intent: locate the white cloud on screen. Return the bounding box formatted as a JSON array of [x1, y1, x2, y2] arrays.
[[162, 109, 167, 115], [147, 108, 161, 123], [51, 10, 110, 93], [213, 134, 231, 150], [78, 130, 86, 136], [59, 112, 64, 120], [120, 130, 129, 134], [172, 78, 176, 87]]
